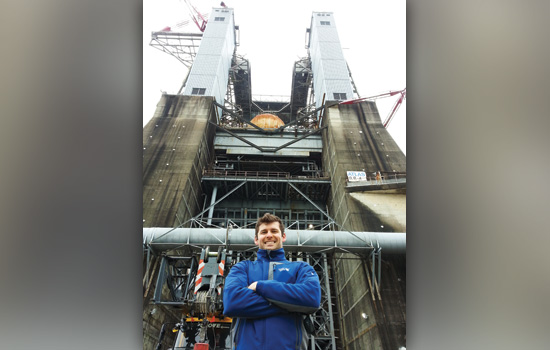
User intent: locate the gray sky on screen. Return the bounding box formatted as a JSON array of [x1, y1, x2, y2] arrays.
[[143, 0, 406, 154]]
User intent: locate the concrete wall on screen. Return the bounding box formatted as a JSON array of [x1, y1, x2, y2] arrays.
[[349, 192, 406, 232], [143, 95, 217, 227], [142, 95, 217, 350], [322, 101, 405, 231], [322, 101, 406, 349]]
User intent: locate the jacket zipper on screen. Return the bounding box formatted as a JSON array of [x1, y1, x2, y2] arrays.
[[264, 258, 268, 350]]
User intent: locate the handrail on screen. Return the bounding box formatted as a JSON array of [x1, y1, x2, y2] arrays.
[[346, 172, 406, 185], [202, 169, 330, 180]]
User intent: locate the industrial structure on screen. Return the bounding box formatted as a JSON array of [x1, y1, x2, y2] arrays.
[[144, 6, 406, 350]]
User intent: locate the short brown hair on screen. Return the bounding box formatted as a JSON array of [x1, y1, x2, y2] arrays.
[[255, 213, 284, 237]]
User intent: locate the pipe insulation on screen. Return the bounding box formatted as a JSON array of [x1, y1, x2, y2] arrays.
[[143, 228, 406, 254]]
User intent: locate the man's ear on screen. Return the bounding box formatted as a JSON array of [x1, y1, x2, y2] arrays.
[[281, 233, 287, 242], [254, 235, 259, 246]]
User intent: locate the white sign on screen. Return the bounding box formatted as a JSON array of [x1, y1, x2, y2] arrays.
[[347, 171, 367, 182]]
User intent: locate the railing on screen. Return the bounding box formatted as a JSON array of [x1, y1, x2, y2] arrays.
[[251, 94, 291, 102], [202, 169, 330, 180], [346, 172, 406, 186], [189, 217, 331, 231]]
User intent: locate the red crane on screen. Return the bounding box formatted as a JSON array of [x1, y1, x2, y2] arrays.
[[340, 88, 406, 128], [184, 0, 208, 32], [157, 0, 213, 32]]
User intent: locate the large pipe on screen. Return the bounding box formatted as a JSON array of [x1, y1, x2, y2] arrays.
[[143, 228, 406, 254]]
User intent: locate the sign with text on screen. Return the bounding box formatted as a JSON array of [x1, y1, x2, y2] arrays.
[[346, 171, 367, 182]]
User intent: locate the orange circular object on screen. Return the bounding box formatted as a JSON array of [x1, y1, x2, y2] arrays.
[[249, 114, 285, 129]]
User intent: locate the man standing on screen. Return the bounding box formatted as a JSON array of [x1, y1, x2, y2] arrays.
[[223, 213, 321, 349]]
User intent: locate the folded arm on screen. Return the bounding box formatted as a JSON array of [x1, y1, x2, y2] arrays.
[[255, 263, 321, 314], [223, 262, 287, 318]]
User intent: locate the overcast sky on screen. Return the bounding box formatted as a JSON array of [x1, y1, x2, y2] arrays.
[[143, 0, 406, 154]]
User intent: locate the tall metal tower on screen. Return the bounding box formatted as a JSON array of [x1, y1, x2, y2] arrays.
[[144, 8, 406, 350], [309, 12, 355, 108], [181, 7, 236, 120]]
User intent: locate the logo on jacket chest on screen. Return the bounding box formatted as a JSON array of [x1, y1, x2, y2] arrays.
[[273, 265, 296, 283]]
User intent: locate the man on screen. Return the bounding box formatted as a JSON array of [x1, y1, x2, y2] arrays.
[[223, 213, 321, 349]]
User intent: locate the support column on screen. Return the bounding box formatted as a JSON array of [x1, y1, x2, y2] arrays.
[[323, 253, 337, 350]]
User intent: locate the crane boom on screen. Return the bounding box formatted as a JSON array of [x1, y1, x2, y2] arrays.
[[383, 88, 406, 128], [340, 88, 406, 128], [184, 0, 208, 32], [339, 89, 403, 105]]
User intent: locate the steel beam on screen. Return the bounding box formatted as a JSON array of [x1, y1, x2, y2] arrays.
[[213, 123, 325, 154]]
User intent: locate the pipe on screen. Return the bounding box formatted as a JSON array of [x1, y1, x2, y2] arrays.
[[143, 228, 406, 254], [206, 186, 218, 225]]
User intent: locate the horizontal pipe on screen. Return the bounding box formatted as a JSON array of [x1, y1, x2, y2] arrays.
[[143, 228, 405, 254]]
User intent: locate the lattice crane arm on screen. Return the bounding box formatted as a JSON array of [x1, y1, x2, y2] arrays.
[[340, 88, 406, 128], [339, 89, 404, 105], [383, 88, 406, 128], [184, 0, 208, 32]]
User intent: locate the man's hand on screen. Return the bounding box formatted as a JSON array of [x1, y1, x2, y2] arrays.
[[248, 281, 257, 291]]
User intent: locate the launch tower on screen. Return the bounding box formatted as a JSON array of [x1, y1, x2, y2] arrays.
[[144, 7, 406, 350]]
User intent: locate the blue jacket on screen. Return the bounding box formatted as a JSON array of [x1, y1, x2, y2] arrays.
[[223, 248, 321, 350]]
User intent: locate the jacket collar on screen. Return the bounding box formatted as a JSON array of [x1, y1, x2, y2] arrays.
[[257, 248, 286, 261]]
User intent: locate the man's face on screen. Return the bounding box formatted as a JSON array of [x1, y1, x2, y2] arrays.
[[254, 221, 286, 250]]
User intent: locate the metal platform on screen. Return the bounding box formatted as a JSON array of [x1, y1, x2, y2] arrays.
[[201, 170, 331, 203]]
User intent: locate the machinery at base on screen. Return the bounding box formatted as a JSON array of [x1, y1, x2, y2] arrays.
[[153, 246, 234, 350], [156, 315, 233, 350]]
